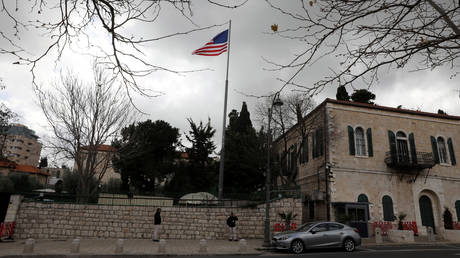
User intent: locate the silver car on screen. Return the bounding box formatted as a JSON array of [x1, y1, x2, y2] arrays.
[[272, 221, 361, 253]]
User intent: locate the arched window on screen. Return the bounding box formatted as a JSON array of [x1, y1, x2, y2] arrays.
[[358, 194, 369, 203], [396, 131, 409, 163], [456, 200, 460, 221], [437, 137, 448, 164], [382, 195, 395, 221], [355, 127, 366, 156]]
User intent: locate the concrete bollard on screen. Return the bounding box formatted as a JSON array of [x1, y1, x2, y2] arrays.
[[239, 239, 247, 252], [71, 238, 80, 253], [199, 239, 207, 253], [115, 239, 124, 254], [158, 239, 166, 253], [427, 227, 435, 241], [375, 228, 383, 244], [23, 238, 35, 253]]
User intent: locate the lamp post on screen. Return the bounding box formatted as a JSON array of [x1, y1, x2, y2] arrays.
[[263, 93, 283, 247]]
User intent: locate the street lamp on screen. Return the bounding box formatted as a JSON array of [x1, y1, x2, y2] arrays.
[[263, 92, 283, 247]]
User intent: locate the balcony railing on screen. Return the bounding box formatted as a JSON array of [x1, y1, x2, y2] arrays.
[[384, 151, 435, 169]]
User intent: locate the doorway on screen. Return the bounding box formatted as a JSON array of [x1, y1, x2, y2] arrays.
[[419, 195, 436, 234], [0, 193, 11, 223]]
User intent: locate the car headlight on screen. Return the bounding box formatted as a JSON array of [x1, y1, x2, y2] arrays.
[[277, 236, 290, 241]]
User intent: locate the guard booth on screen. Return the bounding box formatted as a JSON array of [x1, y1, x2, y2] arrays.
[[333, 202, 369, 238]]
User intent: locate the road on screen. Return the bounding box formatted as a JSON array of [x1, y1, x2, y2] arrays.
[[258, 244, 460, 258]]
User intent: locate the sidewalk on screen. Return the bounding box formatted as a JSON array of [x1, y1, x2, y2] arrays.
[[0, 239, 264, 257], [361, 235, 460, 248]]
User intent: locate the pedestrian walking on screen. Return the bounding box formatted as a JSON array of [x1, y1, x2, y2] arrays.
[[226, 212, 238, 241], [153, 208, 162, 242]]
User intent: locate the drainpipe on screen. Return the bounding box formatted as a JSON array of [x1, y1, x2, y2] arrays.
[[324, 105, 331, 221]]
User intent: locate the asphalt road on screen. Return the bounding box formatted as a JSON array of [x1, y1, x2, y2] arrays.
[[2, 245, 460, 258], [259, 244, 460, 257]]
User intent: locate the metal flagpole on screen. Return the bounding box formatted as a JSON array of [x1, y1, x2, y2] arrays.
[[218, 20, 231, 201]]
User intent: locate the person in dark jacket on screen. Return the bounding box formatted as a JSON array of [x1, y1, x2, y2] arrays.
[[153, 208, 162, 242], [226, 212, 238, 241]]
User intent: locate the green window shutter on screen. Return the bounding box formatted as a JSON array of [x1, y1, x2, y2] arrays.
[[448, 138, 456, 165], [366, 128, 373, 157], [388, 130, 397, 163], [409, 133, 417, 164], [301, 136, 308, 163], [311, 132, 318, 158], [348, 126, 355, 155], [382, 195, 395, 221], [305, 136, 309, 163], [431, 136, 440, 164], [318, 128, 324, 156]]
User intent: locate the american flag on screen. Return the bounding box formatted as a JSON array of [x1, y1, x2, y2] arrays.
[[192, 30, 228, 56]]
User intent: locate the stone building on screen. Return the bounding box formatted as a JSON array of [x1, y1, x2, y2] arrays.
[[273, 98, 460, 237], [0, 160, 50, 185], [74, 144, 119, 183], [1, 124, 42, 167]]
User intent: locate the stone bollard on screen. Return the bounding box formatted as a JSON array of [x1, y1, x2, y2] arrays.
[[23, 238, 35, 253], [158, 239, 166, 253], [239, 239, 247, 252], [71, 238, 80, 253], [115, 239, 124, 254], [375, 228, 383, 244], [199, 239, 207, 253], [427, 227, 435, 241]]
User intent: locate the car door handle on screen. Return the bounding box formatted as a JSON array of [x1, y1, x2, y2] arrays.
[[340, 232, 344, 235]]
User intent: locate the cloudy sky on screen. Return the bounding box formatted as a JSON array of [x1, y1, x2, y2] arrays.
[[0, 1, 459, 166]]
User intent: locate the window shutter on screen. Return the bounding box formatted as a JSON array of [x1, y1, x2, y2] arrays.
[[312, 133, 316, 158], [305, 136, 309, 162], [431, 136, 440, 164], [382, 195, 395, 221], [448, 138, 456, 165], [409, 133, 417, 164], [302, 136, 308, 163], [366, 128, 373, 157], [318, 128, 324, 156], [388, 130, 397, 163], [348, 126, 355, 155]]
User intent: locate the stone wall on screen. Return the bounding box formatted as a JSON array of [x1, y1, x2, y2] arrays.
[[14, 198, 302, 240]]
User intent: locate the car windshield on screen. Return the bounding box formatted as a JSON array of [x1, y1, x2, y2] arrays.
[[295, 222, 316, 232]]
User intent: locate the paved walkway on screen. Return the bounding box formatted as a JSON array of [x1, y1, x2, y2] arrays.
[[0, 239, 264, 257], [1, 237, 460, 257]]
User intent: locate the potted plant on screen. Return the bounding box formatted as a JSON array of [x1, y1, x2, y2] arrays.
[[279, 211, 297, 231], [397, 213, 407, 230]]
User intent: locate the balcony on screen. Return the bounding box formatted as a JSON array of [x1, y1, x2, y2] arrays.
[[384, 152, 435, 169]]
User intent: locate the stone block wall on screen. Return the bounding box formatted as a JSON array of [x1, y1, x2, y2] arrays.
[[14, 198, 302, 240]]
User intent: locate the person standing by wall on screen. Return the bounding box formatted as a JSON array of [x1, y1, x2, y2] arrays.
[[227, 212, 238, 241], [153, 208, 162, 242]]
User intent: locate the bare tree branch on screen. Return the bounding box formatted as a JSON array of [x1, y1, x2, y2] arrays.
[[265, 0, 460, 94]]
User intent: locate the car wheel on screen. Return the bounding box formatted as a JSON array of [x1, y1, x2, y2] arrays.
[[290, 239, 304, 254], [343, 238, 355, 252]]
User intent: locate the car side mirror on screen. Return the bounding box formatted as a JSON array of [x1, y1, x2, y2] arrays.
[[310, 228, 318, 234]]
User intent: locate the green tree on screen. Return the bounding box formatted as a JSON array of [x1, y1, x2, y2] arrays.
[[0, 103, 16, 158], [351, 89, 376, 104], [165, 118, 218, 194], [224, 102, 265, 195], [112, 120, 180, 194], [336, 86, 351, 101], [39, 157, 48, 168], [0, 176, 14, 193]]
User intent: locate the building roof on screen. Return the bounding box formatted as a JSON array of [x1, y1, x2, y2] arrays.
[[0, 160, 50, 176], [274, 98, 460, 144], [325, 98, 460, 121], [7, 123, 39, 139], [81, 144, 116, 152]]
